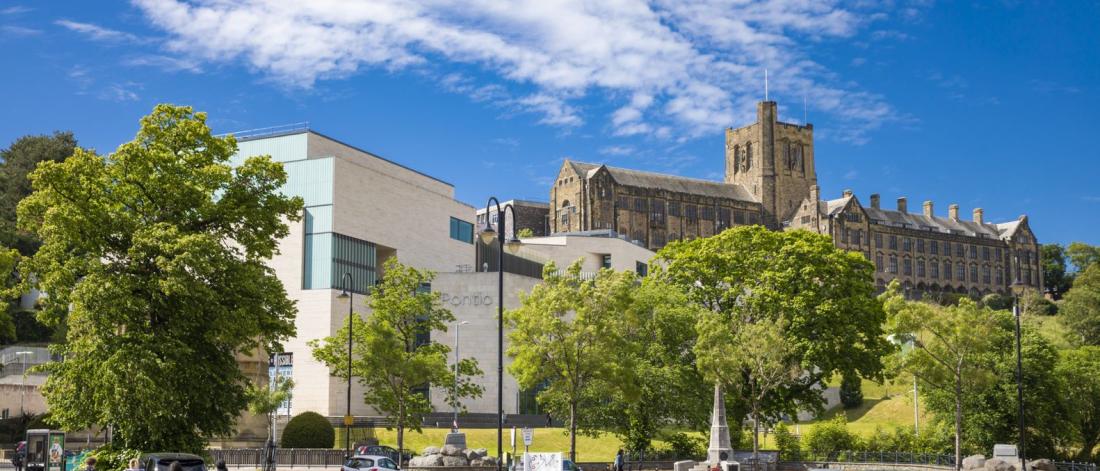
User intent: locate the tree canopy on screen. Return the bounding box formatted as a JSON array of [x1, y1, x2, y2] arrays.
[[1067, 242, 1100, 273], [1062, 264, 1100, 346], [1040, 244, 1073, 298], [1056, 346, 1100, 461], [653, 226, 891, 425], [17, 105, 302, 452], [0, 132, 77, 256], [310, 257, 481, 465]]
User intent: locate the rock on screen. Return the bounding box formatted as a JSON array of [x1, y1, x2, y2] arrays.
[[963, 455, 987, 470], [442, 455, 470, 467], [474, 448, 488, 456], [1028, 459, 1056, 471], [422, 455, 445, 467], [470, 459, 484, 467], [442, 445, 465, 456], [482, 456, 498, 466], [465, 449, 484, 461], [423, 446, 442, 456], [985, 458, 1016, 471]]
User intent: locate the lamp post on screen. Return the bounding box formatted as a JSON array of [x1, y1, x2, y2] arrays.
[[1011, 257, 1027, 471], [16, 351, 32, 415], [479, 197, 522, 471], [453, 320, 469, 430], [336, 272, 354, 459]]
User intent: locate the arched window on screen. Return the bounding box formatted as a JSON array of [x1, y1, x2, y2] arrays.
[[944, 260, 953, 280], [732, 145, 741, 173]]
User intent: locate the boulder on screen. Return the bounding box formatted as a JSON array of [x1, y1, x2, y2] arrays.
[[482, 456, 499, 466], [1028, 459, 1056, 471], [985, 458, 1016, 471], [465, 449, 485, 461], [470, 459, 484, 467], [963, 455, 987, 470], [442, 455, 470, 467], [410, 455, 444, 467], [474, 448, 489, 457], [423, 446, 442, 456], [442, 445, 465, 456]]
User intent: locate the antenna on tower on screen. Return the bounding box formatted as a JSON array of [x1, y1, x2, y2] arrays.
[[764, 68, 769, 101]]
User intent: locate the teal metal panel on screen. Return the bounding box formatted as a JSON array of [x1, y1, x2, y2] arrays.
[[303, 233, 332, 289], [304, 205, 333, 235], [282, 158, 333, 207], [233, 133, 308, 164]]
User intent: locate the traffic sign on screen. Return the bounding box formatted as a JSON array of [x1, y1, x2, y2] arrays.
[[522, 427, 533, 446]]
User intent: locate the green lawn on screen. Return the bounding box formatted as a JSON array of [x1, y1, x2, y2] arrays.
[[355, 380, 929, 461]]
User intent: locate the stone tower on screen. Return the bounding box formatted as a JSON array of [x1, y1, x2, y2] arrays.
[[725, 101, 817, 229]]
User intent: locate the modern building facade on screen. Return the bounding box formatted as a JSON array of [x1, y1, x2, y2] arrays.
[[544, 100, 1041, 296]]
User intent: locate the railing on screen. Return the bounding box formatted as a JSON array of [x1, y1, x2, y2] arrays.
[[783, 450, 1096, 471], [209, 448, 348, 468]]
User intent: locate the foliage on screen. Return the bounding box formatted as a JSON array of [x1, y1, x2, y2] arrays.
[[0, 246, 18, 343], [1062, 264, 1100, 346], [281, 412, 335, 449], [87, 444, 143, 471], [980, 293, 1013, 311], [11, 309, 54, 343], [1041, 244, 1073, 298], [662, 432, 706, 459], [1025, 295, 1058, 316], [802, 416, 859, 454], [506, 260, 637, 462], [17, 105, 303, 453], [773, 423, 800, 460], [860, 425, 951, 454], [310, 257, 481, 465], [1056, 346, 1100, 461], [840, 374, 864, 409], [516, 228, 535, 238], [653, 226, 891, 432], [883, 281, 1003, 468], [0, 131, 77, 256], [587, 278, 711, 454], [1067, 242, 1100, 273], [247, 375, 294, 446]]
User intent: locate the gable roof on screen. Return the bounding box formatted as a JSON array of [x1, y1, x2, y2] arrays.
[[567, 160, 759, 203]]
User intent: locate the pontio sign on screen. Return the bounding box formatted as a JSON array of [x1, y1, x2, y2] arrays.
[[440, 292, 494, 307]]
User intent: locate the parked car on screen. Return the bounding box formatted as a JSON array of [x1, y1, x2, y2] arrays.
[[343, 455, 399, 471], [562, 459, 582, 471], [140, 453, 207, 471], [355, 446, 403, 463]]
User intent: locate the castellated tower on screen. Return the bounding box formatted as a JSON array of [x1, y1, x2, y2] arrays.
[[725, 101, 818, 229]]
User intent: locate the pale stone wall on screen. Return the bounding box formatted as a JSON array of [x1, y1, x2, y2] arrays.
[[0, 383, 47, 416], [515, 234, 656, 273]]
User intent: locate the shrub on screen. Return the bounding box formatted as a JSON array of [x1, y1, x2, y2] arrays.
[[662, 432, 705, 459], [839, 374, 863, 409], [773, 423, 799, 460], [981, 293, 1012, 311], [88, 444, 143, 471], [281, 412, 335, 449], [802, 415, 859, 454]]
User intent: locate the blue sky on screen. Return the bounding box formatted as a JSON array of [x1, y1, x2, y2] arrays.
[[1, 1, 1097, 245]]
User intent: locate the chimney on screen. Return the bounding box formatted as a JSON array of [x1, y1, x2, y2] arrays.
[[843, 189, 853, 198], [870, 193, 880, 209], [897, 197, 908, 214], [949, 204, 959, 221], [973, 208, 984, 225], [923, 200, 934, 218], [810, 185, 820, 202]]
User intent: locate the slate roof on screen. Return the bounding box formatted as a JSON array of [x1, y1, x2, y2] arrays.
[[568, 160, 759, 203], [822, 195, 1017, 239]]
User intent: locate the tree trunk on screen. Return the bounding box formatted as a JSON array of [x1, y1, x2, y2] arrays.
[[752, 409, 760, 461], [954, 364, 963, 471], [1077, 433, 1098, 462], [398, 404, 406, 468], [569, 400, 578, 463]]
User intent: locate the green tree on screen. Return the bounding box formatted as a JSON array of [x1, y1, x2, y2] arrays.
[[773, 422, 800, 460], [516, 227, 535, 238], [653, 226, 891, 434], [17, 105, 302, 452], [310, 257, 482, 465], [1057, 346, 1100, 461], [802, 415, 859, 455], [0, 246, 19, 343], [883, 282, 1003, 470], [1067, 242, 1100, 273], [0, 132, 77, 256], [1041, 244, 1073, 298], [839, 374, 863, 409], [280, 411, 335, 449], [506, 260, 637, 462], [1062, 264, 1100, 346], [588, 277, 710, 454], [247, 375, 294, 447]]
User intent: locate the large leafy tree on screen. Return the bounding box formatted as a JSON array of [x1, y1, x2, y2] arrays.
[[653, 226, 891, 429], [1062, 264, 1100, 346], [1057, 346, 1100, 461], [17, 105, 302, 452], [587, 278, 711, 454], [310, 257, 482, 465], [1067, 242, 1100, 273], [883, 283, 1006, 470], [1040, 244, 1073, 299], [0, 245, 19, 343], [0, 132, 77, 256], [506, 260, 637, 462]]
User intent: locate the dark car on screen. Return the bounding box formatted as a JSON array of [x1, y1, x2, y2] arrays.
[[140, 453, 207, 471]]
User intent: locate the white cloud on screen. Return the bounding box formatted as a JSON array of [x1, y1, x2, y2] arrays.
[[0, 24, 40, 36], [133, 0, 906, 143], [100, 83, 142, 102], [122, 54, 202, 72], [1, 6, 32, 15], [56, 19, 143, 43], [600, 145, 635, 156]]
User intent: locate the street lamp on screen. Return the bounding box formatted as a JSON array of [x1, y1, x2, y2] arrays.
[[453, 320, 470, 430], [337, 272, 354, 459], [16, 351, 32, 415], [1011, 257, 1027, 471], [480, 197, 521, 471]]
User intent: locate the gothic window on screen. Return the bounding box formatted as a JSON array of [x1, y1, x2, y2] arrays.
[[995, 265, 1003, 285], [970, 263, 978, 282], [717, 208, 731, 230], [931, 260, 940, 279], [889, 235, 898, 250], [944, 260, 952, 280], [983, 265, 991, 284], [889, 255, 898, 274], [996, 247, 1003, 260], [904, 257, 912, 276], [931, 240, 939, 255], [651, 200, 666, 225], [876, 253, 884, 272], [982, 246, 990, 261], [842, 229, 849, 244], [733, 145, 740, 173], [616, 196, 629, 210], [669, 201, 681, 217], [943, 241, 951, 257], [782, 139, 791, 171], [654, 231, 666, 247], [702, 206, 714, 220], [875, 233, 883, 248], [853, 230, 862, 246], [670, 232, 680, 242], [917, 259, 926, 277], [957, 263, 966, 281], [956, 243, 965, 258], [903, 238, 912, 252], [744, 142, 753, 171], [799, 145, 806, 174], [748, 212, 760, 225], [970, 244, 978, 259], [686, 205, 697, 223], [734, 210, 746, 224], [917, 239, 925, 253], [790, 142, 803, 173], [634, 197, 648, 212], [633, 231, 645, 244]]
